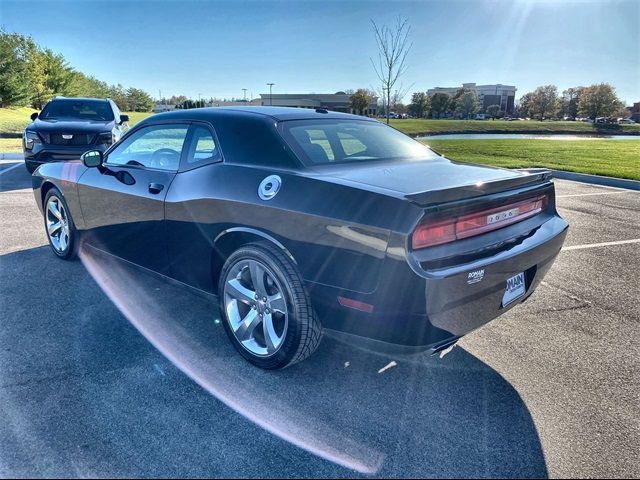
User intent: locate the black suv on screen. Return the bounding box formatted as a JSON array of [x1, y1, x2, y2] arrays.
[[23, 97, 129, 173]]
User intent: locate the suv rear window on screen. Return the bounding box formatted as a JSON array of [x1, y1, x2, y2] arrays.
[[280, 119, 438, 166], [40, 100, 114, 121]]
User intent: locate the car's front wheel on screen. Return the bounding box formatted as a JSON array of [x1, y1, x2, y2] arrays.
[[43, 188, 77, 260], [218, 242, 322, 369]]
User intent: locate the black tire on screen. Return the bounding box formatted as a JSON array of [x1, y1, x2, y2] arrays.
[[43, 188, 77, 260], [218, 242, 322, 369]]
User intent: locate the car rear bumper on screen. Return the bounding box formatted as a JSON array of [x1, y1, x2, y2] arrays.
[[309, 215, 568, 348]]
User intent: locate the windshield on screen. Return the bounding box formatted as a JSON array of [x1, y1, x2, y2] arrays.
[[280, 119, 439, 166], [40, 100, 114, 121]]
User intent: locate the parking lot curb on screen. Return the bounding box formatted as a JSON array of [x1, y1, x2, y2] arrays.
[[522, 168, 640, 191]]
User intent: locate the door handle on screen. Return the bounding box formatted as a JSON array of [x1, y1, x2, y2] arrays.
[[148, 183, 164, 194]]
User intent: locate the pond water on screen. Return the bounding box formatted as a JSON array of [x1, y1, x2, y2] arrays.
[[417, 133, 640, 141]]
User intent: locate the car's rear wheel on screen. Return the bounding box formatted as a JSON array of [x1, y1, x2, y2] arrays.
[[44, 188, 77, 260], [218, 242, 322, 369]]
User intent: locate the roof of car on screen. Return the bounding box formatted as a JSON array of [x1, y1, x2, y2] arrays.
[[49, 97, 110, 102], [140, 106, 378, 124]]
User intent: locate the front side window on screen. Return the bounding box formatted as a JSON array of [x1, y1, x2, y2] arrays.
[[40, 100, 115, 121], [280, 120, 438, 166], [106, 124, 188, 171]]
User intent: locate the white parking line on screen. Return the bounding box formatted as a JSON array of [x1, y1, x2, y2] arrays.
[[0, 162, 23, 175], [563, 238, 640, 251]]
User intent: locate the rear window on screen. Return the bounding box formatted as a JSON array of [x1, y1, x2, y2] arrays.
[[40, 100, 114, 121], [280, 119, 438, 165]]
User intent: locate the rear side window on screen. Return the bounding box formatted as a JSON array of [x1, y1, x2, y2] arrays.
[[214, 115, 297, 168], [185, 126, 220, 167]]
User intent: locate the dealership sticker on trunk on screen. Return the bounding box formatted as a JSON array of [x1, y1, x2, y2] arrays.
[[502, 272, 526, 307]]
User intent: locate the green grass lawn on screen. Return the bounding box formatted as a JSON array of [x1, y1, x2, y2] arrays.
[[2, 106, 638, 181], [0, 107, 35, 135], [0, 107, 154, 135], [423, 139, 640, 181], [0, 137, 23, 152], [0, 107, 154, 152], [390, 118, 640, 136]]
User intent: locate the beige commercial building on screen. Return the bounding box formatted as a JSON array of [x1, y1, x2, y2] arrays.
[[259, 92, 378, 115]]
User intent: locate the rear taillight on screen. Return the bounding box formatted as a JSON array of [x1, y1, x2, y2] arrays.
[[412, 219, 457, 249], [412, 195, 548, 250]]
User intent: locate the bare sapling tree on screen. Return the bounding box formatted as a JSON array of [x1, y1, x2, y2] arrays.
[[370, 16, 412, 124]]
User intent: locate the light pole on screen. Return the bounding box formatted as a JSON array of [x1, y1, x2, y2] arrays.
[[242, 88, 247, 103], [267, 83, 275, 106]]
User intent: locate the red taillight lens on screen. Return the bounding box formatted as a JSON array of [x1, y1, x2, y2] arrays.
[[412, 195, 548, 250], [412, 219, 457, 249]]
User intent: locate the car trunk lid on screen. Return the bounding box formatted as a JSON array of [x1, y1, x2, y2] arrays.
[[311, 157, 552, 206]]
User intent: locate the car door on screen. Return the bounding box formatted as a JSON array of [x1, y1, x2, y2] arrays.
[[164, 123, 225, 290], [77, 122, 190, 274]]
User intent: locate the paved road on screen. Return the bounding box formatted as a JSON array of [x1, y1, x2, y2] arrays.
[[1, 161, 638, 478]]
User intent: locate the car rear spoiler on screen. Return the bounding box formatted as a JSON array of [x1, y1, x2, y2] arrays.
[[405, 170, 553, 207]]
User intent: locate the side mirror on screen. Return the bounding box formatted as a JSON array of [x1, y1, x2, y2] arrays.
[[81, 150, 103, 168], [119, 114, 129, 124], [30, 112, 38, 121]]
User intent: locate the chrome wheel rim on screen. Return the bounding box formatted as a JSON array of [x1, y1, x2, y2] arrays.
[[223, 259, 288, 357], [46, 196, 70, 254]]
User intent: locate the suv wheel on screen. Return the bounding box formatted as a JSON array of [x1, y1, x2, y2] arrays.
[[218, 242, 322, 369]]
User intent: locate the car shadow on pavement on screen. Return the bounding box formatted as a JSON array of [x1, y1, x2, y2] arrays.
[[0, 162, 32, 193], [0, 245, 548, 478]]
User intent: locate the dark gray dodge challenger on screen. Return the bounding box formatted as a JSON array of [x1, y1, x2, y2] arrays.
[[31, 107, 568, 369]]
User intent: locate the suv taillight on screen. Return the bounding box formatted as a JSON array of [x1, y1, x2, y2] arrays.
[[412, 195, 548, 250]]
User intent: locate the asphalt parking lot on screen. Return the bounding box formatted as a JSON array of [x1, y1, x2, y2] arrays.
[[1, 159, 639, 478]]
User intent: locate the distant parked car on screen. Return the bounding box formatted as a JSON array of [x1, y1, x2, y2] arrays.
[[23, 97, 130, 174], [475, 113, 487, 120], [31, 107, 568, 369]]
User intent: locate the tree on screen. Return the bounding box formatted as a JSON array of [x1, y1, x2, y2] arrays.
[[108, 84, 128, 110], [529, 85, 559, 120], [125, 87, 154, 112], [516, 92, 535, 118], [455, 90, 480, 119], [578, 83, 624, 120], [408, 92, 430, 118], [69, 73, 109, 99], [40, 48, 78, 98], [560, 87, 583, 120], [486, 104, 501, 120], [370, 16, 412, 124], [429, 93, 450, 119], [0, 29, 35, 107], [168, 95, 188, 105], [349, 88, 372, 115]]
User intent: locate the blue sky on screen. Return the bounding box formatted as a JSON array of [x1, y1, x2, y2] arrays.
[[1, 0, 638, 103]]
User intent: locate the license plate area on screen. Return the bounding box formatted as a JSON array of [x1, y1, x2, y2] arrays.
[[502, 272, 526, 307]]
